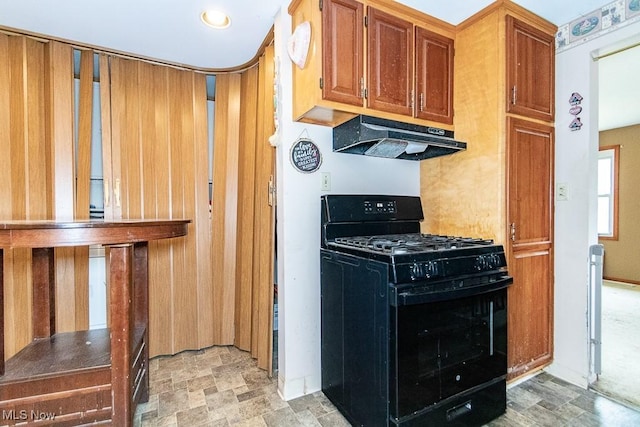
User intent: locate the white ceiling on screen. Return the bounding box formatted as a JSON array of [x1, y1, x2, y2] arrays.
[[0, 0, 610, 69], [0, 0, 637, 130]]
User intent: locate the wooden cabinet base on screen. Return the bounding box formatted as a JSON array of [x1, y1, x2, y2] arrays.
[[0, 330, 113, 425], [0, 220, 189, 426], [0, 328, 148, 426]]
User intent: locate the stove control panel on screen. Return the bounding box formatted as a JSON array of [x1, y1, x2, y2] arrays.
[[364, 200, 396, 214], [397, 251, 507, 283]]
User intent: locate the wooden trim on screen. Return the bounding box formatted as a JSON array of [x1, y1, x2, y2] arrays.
[[288, 0, 304, 15], [604, 276, 640, 286], [0, 220, 190, 248], [288, 0, 456, 37], [598, 145, 620, 241], [0, 25, 275, 74], [457, 0, 556, 34], [368, 0, 456, 36]]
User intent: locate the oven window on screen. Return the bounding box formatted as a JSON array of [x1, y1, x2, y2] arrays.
[[391, 289, 507, 419]]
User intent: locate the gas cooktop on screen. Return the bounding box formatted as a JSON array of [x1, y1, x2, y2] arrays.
[[330, 233, 495, 255]]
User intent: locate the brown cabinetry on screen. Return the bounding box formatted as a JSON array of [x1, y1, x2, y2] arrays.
[[367, 7, 413, 116], [419, 2, 556, 381], [289, 0, 455, 127], [505, 15, 555, 380], [506, 15, 555, 122], [322, 0, 364, 106], [415, 27, 454, 124], [507, 118, 554, 378]]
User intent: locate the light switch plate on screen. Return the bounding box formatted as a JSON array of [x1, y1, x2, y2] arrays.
[[321, 172, 331, 191], [557, 183, 568, 201]]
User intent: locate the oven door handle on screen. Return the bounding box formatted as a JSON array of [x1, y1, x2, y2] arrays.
[[392, 275, 513, 306]]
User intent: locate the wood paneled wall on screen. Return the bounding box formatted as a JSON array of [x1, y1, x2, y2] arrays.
[[231, 43, 276, 371], [421, 10, 506, 241], [212, 73, 242, 346], [235, 68, 259, 351], [105, 57, 213, 357], [252, 44, 276, 371], [210, 43, 276, 370], [1, 32, 276, 368], [0, 35, 79, 358], [211, 44, 276, 371]]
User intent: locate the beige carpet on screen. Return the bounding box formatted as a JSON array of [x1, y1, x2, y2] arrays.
[[591, 280, 640, 409]]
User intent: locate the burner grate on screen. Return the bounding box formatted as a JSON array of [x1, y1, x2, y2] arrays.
[[332, 233, 494, 254]]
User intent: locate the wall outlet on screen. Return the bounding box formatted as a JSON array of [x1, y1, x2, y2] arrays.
[[557, 183, 568, 201], [321, 172, 331, 191]]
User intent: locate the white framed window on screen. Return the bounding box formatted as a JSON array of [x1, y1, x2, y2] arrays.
[[597, 145, 619, 239]]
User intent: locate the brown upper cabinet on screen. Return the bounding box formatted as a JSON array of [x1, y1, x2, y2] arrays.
[[415, 27, 454, 124], [367, 7, 414, 116], [322, 0, 364, 107], [288, 0, 456, 127], [506, 15, 555, 122]]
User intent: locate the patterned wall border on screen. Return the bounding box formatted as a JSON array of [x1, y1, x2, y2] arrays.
[[556, 0, 640, 52]]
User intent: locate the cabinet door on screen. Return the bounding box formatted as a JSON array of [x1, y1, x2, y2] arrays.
[[415, 27, 454, 124], [506, 16, 555, 121], [507, 117, 554, 379], [322, 0, 364, 106], [367, 7, 413, 116]]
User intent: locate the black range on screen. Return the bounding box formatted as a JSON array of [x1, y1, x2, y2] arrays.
[[320, 194, 512, 426]]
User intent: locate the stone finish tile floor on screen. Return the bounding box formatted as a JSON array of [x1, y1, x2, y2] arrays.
[[134, 346, 640, 426]]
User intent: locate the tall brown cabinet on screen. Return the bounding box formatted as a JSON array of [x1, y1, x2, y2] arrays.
[[420, 0, 556, 380]]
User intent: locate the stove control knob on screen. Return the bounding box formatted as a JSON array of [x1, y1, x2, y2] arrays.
[[475, 255, 488, 271], [489, 253, 501, 269], [410, 263, 424, 280], [424, 261, 438, 278]]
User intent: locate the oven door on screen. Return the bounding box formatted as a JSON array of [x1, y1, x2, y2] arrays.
[[389, 283, 509, 423]]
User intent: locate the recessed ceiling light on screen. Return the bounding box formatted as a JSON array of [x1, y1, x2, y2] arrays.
[[201, 10, 231, 29]]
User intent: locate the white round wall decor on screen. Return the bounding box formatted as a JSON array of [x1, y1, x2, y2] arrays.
[[287, 21, 311, 69]]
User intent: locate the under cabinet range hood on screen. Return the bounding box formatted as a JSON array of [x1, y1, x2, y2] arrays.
[[332, 115, 466, 161]]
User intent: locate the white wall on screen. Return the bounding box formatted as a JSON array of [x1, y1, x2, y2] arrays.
[[549, 20, 640, 387], [273, 9, 421, 400]]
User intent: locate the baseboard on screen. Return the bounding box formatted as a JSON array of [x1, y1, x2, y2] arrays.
[[604, 276, 640, 286]]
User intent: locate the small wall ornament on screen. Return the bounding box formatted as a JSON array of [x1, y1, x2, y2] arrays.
[[290, 131, 322, 173], [287, 21, 311, 69], [569, 92, 584, 131]]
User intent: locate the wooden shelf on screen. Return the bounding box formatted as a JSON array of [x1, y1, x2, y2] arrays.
[[1, 329, 111, 382], [0, 220, 189, 426]]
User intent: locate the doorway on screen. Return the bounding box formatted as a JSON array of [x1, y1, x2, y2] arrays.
[[591, 280, 640, 408], [590, 41, 640, 409]]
